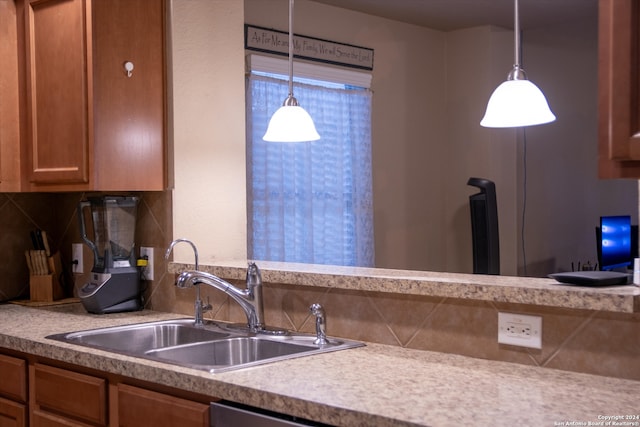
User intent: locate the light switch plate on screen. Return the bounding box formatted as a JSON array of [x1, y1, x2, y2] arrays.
[[498, 312, 542, 349]]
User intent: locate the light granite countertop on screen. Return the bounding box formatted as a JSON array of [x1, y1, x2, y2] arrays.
[[168, 260, 640, 313], [1, 303, 639, 427]]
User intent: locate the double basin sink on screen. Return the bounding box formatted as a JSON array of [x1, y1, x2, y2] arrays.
[[47, 319, 364, 373]]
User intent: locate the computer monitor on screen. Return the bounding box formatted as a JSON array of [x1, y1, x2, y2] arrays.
[[596, 215, 637, 271]]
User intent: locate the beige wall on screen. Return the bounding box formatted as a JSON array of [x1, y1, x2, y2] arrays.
[[172, 0, 637, 276], [169, 0, 248, 265], [521, 18, 638, 276], [444, 26, 518, 275], [244, 0, 452, 272], [170, 0, 637, 276]]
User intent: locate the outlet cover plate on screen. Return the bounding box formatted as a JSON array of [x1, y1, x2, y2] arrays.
[[498, 312, 542, 349], [140, 246, 154, 281], [72, 243, 83, 274]]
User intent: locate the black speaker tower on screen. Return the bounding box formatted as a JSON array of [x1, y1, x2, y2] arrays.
[[467, 177, 500, 275]]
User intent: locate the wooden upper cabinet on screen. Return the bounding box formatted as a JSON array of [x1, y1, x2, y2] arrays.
[[23, 0, 166, 191], [0, 0, 23, 192], [598, 0, 640, 178], [24, 0, 91, 186], [92, 0, 166, 190]]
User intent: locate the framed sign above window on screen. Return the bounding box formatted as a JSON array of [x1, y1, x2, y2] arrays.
[[245, 24, 374, 71]]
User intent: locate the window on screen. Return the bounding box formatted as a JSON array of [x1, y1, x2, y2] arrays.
[[246, 56, 374, 266]]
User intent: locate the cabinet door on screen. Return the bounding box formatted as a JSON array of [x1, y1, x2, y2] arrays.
[[0, 397, 26, 427], [32, 363, 107, 426], [598, 0, 640, 177], [117, 384, 209, 427], [0, 0, 22, 192], [24, 0, 91, 185], [92, 0, 166, 190], [0, 354, 27, 403]]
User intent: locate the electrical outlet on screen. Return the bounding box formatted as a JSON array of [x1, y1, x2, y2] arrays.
[[140, 246, 154, 281], [498, 312, 542, 349], [72, 243, 83, 274]]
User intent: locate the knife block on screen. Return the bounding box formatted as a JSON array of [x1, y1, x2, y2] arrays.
[[30, 252, 65, 302]]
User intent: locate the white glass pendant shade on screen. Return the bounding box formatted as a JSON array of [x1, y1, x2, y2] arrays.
[[480, 0, 556, 128], [263, 103, 320, 142], [480, 79, 556, 128], [262, 0, 320, 142]]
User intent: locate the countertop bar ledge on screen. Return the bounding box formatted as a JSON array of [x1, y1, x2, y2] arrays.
[[168, 260, 640, 313]]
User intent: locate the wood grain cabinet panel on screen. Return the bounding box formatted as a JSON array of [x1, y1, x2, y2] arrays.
[[32, 363, 107, 426], [0, 0, 22, 192], [91, 0, 166, 190], [598, 0, 640, 177], [117, 384, 210, 427], [0, 354, 27, 403], [22, 0, 167, 191], [24, 0, 91, 185], [31, 409, 95, 427], [0, 397, 26, 427]]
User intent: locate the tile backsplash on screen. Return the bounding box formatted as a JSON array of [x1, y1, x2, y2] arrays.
[[0, 191, 173, 305], [1, 190, 637, 382]]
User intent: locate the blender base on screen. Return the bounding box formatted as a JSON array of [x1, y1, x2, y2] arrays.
[[79, 269, 142, 314]]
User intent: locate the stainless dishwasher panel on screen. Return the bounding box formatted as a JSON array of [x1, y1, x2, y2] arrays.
[[210, 401, 331, 427]]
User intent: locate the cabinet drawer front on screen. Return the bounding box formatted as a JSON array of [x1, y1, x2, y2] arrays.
[[0, 354, 27, 402], [117, 384, 209, 427], [33, 364, 106, 426], [32, 409, 94, 427], [0, 397, 26, 427]]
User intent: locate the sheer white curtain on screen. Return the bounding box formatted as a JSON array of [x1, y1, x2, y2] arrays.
[[247, 73, 374, 266]]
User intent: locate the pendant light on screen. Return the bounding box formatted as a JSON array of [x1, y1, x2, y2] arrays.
[[263, 0, 320, 142], [480, 0, 555, 128]]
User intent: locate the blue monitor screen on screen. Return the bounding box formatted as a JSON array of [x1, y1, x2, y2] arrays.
[[600, 215, 632, 270]]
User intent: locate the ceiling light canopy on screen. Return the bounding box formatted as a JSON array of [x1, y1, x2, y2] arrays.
[[480, 0, 555, 128], [263, 0, 320, 142]]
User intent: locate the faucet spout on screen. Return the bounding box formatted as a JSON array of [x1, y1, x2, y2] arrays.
[[166, 239, 210, 326], [176, 262, 265, 332]]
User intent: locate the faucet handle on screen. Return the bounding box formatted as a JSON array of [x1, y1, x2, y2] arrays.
[[201, 296, 212, 312]]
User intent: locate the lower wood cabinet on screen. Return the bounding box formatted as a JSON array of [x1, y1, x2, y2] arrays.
[[0, 349, 212, 427], [0, 397, 27, 427], [31, 363, 107, 426], [30, 409, 96, 427], [117, 384, 210, 427], [0, 353, 27, 427]]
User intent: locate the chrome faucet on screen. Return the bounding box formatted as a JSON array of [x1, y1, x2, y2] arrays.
[[165, 239, 212, 327], [174, 263, 265, 332], [309, 303, 329, 345]]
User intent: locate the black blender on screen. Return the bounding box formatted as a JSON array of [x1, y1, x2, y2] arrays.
[[77, 196, 142, 314]]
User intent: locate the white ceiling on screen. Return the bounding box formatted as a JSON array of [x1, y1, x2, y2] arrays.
[[310, 0, 598, 31]]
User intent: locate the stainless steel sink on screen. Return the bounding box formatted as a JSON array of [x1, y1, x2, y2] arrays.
[[47, 319, 364, 373], [148, 337, 313, 368], [49, 319, 230, 353]]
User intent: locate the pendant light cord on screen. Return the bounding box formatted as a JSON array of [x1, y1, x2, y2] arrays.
[[287, 0, 294, 98], [513, 0, 520, 68], [521, 127, 528, 276]]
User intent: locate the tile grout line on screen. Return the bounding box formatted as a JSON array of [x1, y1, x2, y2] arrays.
[[403, 297, 447, 348], [540, 309, 599, 368], [368, 294, 403, 347]]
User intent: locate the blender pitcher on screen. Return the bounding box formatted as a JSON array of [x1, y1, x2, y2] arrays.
[[77, 196, 142, 314]]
